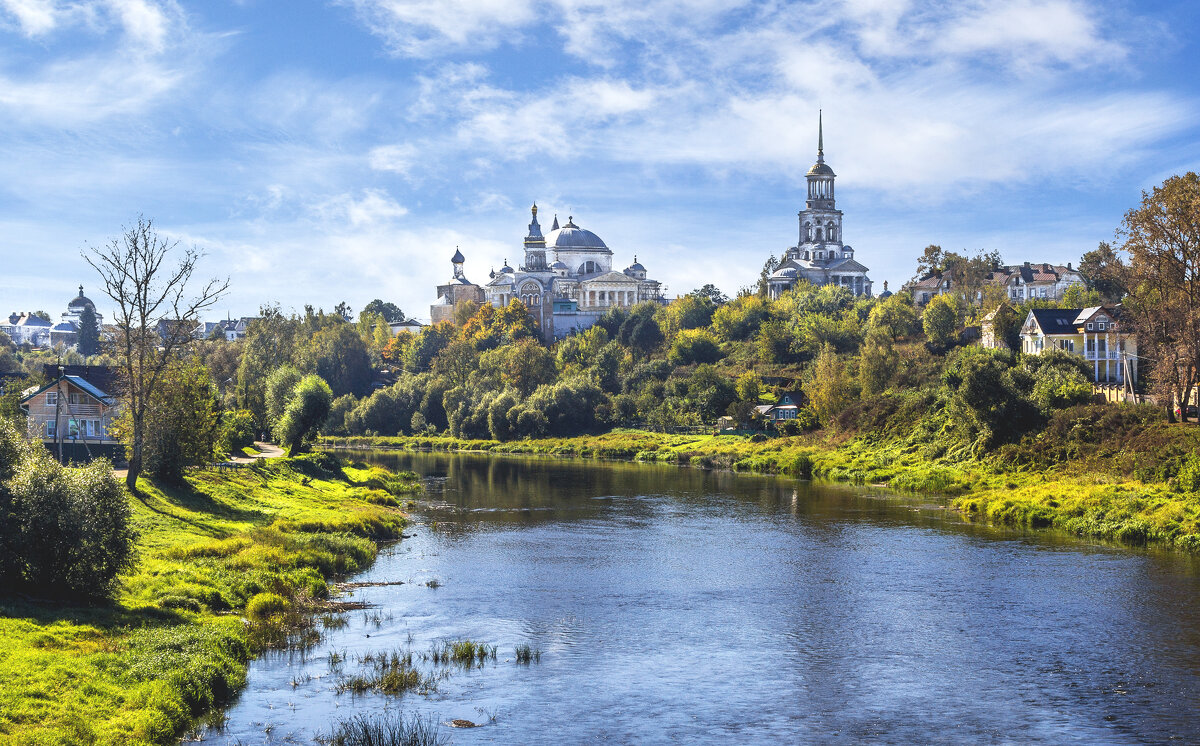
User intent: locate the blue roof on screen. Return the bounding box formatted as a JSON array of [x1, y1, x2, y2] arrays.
[[1029, 309, 1080, 333]]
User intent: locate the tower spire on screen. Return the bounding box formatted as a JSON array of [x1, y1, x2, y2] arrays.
[[817, 109, 824, 163]]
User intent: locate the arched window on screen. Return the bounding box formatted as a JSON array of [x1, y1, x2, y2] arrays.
[[827, 222, 836, 242], [803, 250, 810, 260], [579, 260, 599, 275], [815, 227, 823, 241], [804, 222, 812, 242]]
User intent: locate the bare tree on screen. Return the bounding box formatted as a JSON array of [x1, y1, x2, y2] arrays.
[[84, 217, 228, 491]]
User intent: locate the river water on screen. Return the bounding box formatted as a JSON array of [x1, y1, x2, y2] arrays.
[[196, 451, 1200, 744]]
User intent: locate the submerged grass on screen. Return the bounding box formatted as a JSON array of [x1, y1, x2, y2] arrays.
[[0, 454, 417, 745], [317, 712, 447, 746]]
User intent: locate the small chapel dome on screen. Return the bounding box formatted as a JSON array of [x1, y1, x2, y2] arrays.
[[771, 266, 799, 279]]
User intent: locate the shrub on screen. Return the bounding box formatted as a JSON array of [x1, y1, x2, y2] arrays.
[[0, 420, 136, 598], [245, 592, 289, 620]]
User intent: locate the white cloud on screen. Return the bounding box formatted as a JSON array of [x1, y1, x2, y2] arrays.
[[314, 188, 408, 227]]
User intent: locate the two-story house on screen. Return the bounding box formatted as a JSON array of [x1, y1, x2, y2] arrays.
[[20, 367, 123, 463], [1019, 306, 1136, 384], [754, 392, 806, 422]]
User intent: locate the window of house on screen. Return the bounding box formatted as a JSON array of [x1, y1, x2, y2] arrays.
[[87, 420, 102, 437], [67, 419, 79, 437], [1087, 339, 1095, 352], [45, 392, 57, 405], [1098, 340, 1107, 352], [45, 420, 56, 438], [1068, 341, 1075, 353], [69, 392, 82, 405], [1086, 322, 1093, 330], [1098, 322, 1106, 331]]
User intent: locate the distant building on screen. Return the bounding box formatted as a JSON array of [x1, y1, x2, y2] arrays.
[[1019, 306, 1136, 384], [194, 317, 257, 341], [754, 391, 806, 422], [389, 319, 425, 334], [2, 313, 52, 346], [20, 365, 123, 463], [909, 262, 1085, 306], [767, 113, 873, 299], [430, 248, 486, 325], [433, 205, 664, 341]]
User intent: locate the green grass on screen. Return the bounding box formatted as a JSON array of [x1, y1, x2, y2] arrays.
[[0, 455, 416, 745], [326, 427, 1200, 551]]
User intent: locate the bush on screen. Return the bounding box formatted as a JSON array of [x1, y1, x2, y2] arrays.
[[245, 592, 289, 620], [219, 409, 257, 454], [0, 420, 136, 598]]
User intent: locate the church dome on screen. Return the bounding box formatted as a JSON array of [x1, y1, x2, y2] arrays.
[[549, 260, 568, 270], [547, 217, 608, 250], [771, 266, 799, 279], [69, 285, 95, 310], [807, 162, 835, 177]]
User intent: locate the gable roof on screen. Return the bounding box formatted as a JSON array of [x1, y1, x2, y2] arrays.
[[1028, 308, 1081, 334], [20, 375, 116, 406], [827, 257, 870, 272]]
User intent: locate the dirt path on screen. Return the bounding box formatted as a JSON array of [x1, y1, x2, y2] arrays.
[[112, 441, 285, 478]]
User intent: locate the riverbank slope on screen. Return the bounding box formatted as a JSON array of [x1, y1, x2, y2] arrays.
[[0, 453, 417, 745], [326, 411, 1200, 551]]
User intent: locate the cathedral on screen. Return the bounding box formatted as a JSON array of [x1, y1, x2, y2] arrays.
[[767, 113, 873, 299], [430, 205, 663, 340]]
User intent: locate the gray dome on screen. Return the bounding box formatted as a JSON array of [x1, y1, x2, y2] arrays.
[[771, 266, 799, 279], [547, 217, 607, 250], [69, 285, 95, 309], [550, 260, 568, 270], [806, 162, 835, 177]]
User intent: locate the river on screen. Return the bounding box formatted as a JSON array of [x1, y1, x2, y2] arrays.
[[195, 451, 1200, 744]]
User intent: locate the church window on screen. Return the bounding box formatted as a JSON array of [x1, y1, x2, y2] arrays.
[[815, 227, 823, 241], [803, 251, 809, 260], [816, 251, 823, 260], [804, 222, 812, 241], [827, 222, 836, 241]]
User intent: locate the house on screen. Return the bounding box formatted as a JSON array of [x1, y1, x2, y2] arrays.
[[389, 319, 425, 334], [907, 262, 1085, 306], [194, 317, 256, 341], [2, 313, 52, 346], [20, 366, 123, 463], [1019, 306, 1136, 384], [754, 391, 805, 422], [980, 302, 1018, 350]]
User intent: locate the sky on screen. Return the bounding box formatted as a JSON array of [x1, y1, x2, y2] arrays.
[[1, 0, 1198, 323]]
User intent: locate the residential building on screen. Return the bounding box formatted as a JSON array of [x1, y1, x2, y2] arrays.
[[754, 391, 806, 422], [1019, 306, 1136, 384], [194, 317, 257, 341], [766, 112, 873, 299], [389, 319, 425, 334], [2, 313, 52, 346], [20, 366, 123, 463], [909, 262, 1085, 306]]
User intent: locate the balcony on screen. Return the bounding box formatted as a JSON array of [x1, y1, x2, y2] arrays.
[[1084, 351, 1121, 361]]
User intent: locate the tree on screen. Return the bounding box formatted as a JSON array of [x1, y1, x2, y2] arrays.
[[275, 374, 333, 456], [1121, 173, 1200, 421], [362, 299, 405, 324], [265, 365, 304, 427], [756, 255, 780, 297], [77, 304, 101, 356], [298, 323, 374, 397], [333, 301, 354, 321], [802, 344, 857, 427], [237, 305, 301, 426], [1079, 241, 1128, 304], [868, 293, 920, 342], [690, 284, 728, 306], [84, 217, 227, 491], [121, 358, 221, 483], [922, 294, 958, 350], [859, 328, 898, 396]]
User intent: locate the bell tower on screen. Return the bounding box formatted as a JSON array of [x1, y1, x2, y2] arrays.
[[523, 203, 547, 271], [797, 110, 844, 260]]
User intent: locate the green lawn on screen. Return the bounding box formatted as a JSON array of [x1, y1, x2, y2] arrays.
[[0, 454, 417, 745]]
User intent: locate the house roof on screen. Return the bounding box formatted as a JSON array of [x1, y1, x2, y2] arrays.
[[1028, 308, 1081, 334], [20, 374, 116, 406]]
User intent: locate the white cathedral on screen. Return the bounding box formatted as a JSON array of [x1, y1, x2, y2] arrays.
[[767, 113, 873, 299], [430, 205, 663, 341]]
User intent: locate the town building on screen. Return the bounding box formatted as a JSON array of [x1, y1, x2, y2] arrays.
[[754, 391, 806, 422], [20, 365, 123, 463], [767, 113, 873, 299], [432, 205, 664, 341], [909, 262, 1085, 306], [430, 248, 487, 324], [1019, 306, 1137, 384], [2, 313, 52, 346], [194, 317, 257, 341]]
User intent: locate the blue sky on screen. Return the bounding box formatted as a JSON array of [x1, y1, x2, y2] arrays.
[[1, 0, 1198, 323]]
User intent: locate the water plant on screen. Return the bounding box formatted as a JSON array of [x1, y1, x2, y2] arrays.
[[514, 644, 542, 664], [317, 712, 447, 746]]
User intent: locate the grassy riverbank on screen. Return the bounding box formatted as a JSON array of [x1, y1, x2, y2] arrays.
[[0, 453, 417, 745], [326, 407, 1200, 551]]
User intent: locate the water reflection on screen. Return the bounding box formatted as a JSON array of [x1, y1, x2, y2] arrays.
[[197, 450, 1200, 745]]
